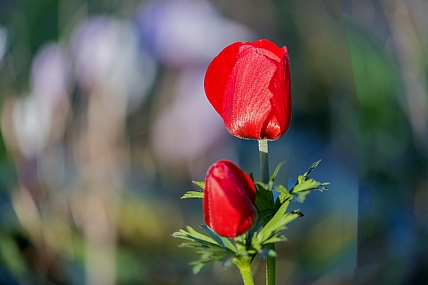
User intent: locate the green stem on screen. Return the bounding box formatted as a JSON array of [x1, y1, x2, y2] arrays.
[[258, 139, 275, 285], [235, 258, 255, 285], [258, 139, 269, 183], [266, 243, 276, 285]]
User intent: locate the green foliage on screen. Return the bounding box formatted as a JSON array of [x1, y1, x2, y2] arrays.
[[255, 182, 274, 215], [171, 226, 237, 274], [275, 184, 292, 204], [192, 180, 205, 190], [255, 161, 284, 218], [173, 161, 329, 274], [181, 191, 203, 199], [252, 196, 303, 253], [289, 160, 329, 203], [181, 181, 205, 199], [269, 161, 284, 189]]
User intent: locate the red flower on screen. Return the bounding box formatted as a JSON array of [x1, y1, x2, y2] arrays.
[[204, 39, 291, 140], [203, 160, 257, 238]]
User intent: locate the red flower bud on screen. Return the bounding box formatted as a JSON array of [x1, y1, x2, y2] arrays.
[[203, 160, 257, 238], [204, 39, 291, 140]]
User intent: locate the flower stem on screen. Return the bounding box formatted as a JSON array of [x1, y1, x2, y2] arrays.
[[235, 258, 255, 285], [258, 139, 275, 285], [266, 243, 276, 285], [258, 139, 269, 183]]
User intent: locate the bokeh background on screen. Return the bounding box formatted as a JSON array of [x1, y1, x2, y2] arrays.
[[0, 0, 426, 284]]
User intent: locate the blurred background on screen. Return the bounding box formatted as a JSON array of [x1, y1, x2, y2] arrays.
[[0, 0, 426, 284]]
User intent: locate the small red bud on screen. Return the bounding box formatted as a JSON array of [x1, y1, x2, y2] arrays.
[[203, 160, 257, 238]]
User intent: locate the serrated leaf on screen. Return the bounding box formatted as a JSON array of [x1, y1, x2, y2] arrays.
[[192, 181, 205, 189], [234, 233, 246, 247], [172, 226, 218, 246], [245, 209, 271, 248], [263, 235, 287, 244], [188, 244, 236, 274], [303, 160, 321, 178], [269, 161, 284, 188], [185, 226, 220, 245], [283, 210, 303, 224], [257, 199, 291, 241], [201, 225, 237, 252], [292, 178, 329, 193], [200, 225, 224, 246], [263, 211, 301, 244], [177, 160, 328, 275], [173, 225, 238, 274], [255, 199, 303, 247], [274, 184, 291, 204], [289, 160, 329, 200], [181, 191, 204, 199], [255, 182, 274, 214], [274, 184, 289, 194]]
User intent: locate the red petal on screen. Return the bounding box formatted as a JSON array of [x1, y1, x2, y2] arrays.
[[203, 160, 257, 238], [204, 39, 291, 140], [250, 39, 287, 60], [253, 40, 290, 139], [266, 49, 291, 139], [222, 46, 279, 139], [224, 160, 256, 202], [203, 181, 212, 228], [204, 42, 245, 116]]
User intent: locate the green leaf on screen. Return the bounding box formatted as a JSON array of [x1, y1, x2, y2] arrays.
[[254, 195, 302, 248], [175, 160, 328, 274], [255, 182, 274, 214], [191, 263, 204, 275], [192, 181, 205, 189], [253, 210, 272, 231], [178, 226, 214, 244], [172, 225, 237, 274], [257, 198, 291, 241], [262, 235, 287, 244], [292, 178, 329, 193], [258, 210, 302, 246], [274, 184, 291, 204], [245, 209, 271, 248], [181, 191, 204, 199], [188, 245, 236, 274], [234, 234, 249, 254], [181, 181, 206, 199], [303, 160, 321, 178], [201, 225, 224, 246], [172, 226, 217, 245], [269, 161, 284, 188], [289, 160, 329, 202], [186, 226, 219, 245], [201, 225, 237, 252], [274, 184, 289, 194]]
